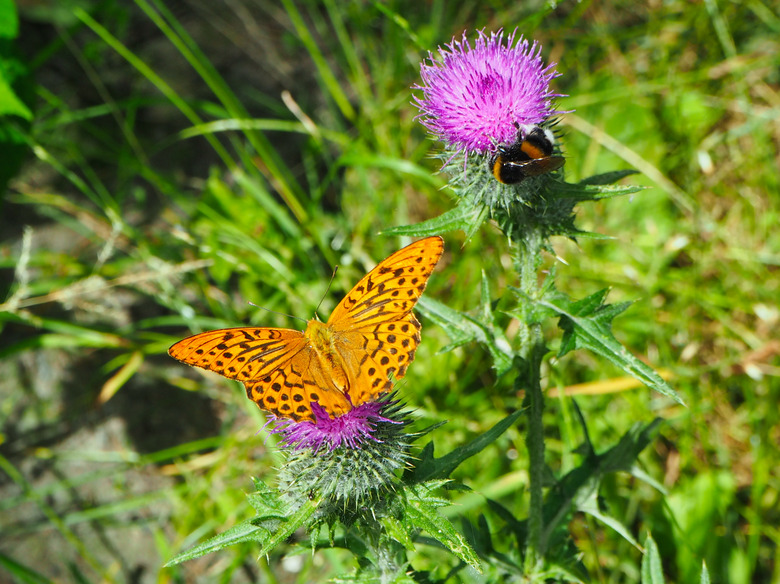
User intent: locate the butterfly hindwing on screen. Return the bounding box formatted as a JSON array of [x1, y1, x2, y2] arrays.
[[243, 348, 352, 421], [334, 314, 422, 405]]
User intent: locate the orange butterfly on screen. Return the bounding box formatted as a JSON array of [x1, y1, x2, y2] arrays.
[[169, 236, 444, 422]]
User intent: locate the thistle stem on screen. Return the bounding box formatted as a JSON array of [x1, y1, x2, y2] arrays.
[[514, 228, 547, 573]]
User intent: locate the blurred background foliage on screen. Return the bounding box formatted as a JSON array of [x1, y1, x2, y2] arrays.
[[0, 0, 778, 582]]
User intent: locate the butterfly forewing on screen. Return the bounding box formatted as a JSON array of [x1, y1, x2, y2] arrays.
[[168, 327, 308, 382], [327, 236, 444, 331]]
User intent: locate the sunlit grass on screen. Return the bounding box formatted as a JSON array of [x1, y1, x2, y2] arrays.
[[1, 0, 778, 581]]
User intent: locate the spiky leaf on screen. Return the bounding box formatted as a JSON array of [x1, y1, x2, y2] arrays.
[[542, 290, 684, 405]]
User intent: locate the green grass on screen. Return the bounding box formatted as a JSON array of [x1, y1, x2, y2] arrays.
[[1, 0, 778, 582]]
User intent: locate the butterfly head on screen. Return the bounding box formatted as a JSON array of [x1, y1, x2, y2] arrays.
[[305, 318, 333, 348]]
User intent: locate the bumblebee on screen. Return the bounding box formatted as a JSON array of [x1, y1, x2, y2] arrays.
[[490, 125, 565, 184]]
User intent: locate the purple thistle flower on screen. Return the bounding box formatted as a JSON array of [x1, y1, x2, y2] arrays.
[[274, 396, 412, 506], [414, 29, 564, 157], [269, 398, 400, 453]]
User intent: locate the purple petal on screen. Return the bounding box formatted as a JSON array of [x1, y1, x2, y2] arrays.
[[268, 398, 400, 453], [414, 29, 565, 155]]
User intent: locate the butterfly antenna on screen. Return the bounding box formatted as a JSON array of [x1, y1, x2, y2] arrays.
[[247, 302, 308, 325], [313, 266, 338, 320]]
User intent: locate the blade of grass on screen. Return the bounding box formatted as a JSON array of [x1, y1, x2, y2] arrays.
[[279, 0, 355, 123], [139, 0, 309, 224], [74, 8, 235, 170], [0, 454, 120, 584]]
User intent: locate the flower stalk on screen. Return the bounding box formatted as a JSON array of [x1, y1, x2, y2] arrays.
[[413, 28, 573, 574], [514, 228, 548, 570]]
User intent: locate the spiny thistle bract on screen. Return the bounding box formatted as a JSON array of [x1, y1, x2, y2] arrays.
[[273, 396, 413, 523]]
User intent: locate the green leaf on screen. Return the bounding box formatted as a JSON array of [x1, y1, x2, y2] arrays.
[[415, 296, 474, 347], [542, 419, 663, 544], [577, 169, 639, 186], [416, 295, 513, 375], [97, 351, 144, 404], [231, 171, 301, 240], [0, 76, 31, 119], [0, 0, 32, 196], [165, 483, 317, 566], [165, 520, 273, 565], [254, 498, 318, 557], [700, 561, 711, 584], [330, 571, 418, 584], [246, 478, 290, 518], [578, 490, 641, 550], [410, 410, 524, 483], [553, 180, 646, 201], [0, 312, 127, 356], [381, 202, 489, 239], [381, 516, 415, 551], [0, 552, 54, 584], [641, 532, 666, 584], [0, 0, 18, 39], [629, 466, 668, 495], [0, 332, 124, 356], [406, 483, 481, 572], [337, 152, 443, 186], [477, 270, 514, 374], [599, 419, 665, 474], [485, 498, 526, 544], [541, 290, 685, 405]]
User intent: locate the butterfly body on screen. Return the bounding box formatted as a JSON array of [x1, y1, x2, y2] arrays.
[[169, 237, 443, 422]]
